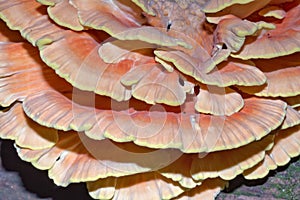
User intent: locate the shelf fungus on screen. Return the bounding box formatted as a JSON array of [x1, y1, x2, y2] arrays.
[[0, 0, 300, 199]]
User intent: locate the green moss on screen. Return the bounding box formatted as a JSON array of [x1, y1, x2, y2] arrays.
[[217, 158, 300, 199]]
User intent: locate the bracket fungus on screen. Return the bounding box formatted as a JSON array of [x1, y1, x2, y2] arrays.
[[0, 0, 300, 199]]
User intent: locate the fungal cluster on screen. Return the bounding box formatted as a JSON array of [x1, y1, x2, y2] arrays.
[[0, 0, 300, 199]]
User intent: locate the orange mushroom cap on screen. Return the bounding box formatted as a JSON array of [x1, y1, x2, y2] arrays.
[[0, 0, 300, 199]]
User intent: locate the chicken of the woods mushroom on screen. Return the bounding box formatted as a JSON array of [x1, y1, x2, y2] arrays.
[[0, 0, 300, 199]]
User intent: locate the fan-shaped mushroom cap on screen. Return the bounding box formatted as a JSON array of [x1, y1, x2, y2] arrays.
[[195, 85, 244, 116], [0, 0, 63, 46], [0, 103, 58, 149], [131, 0, 209, 47], [37, 29, 193, 106], [281, 105, 300, 129], [154, 51, 266, 87], [16, 130, 182, 187], [38, 30, 133, 102], [243, 154, 277, 180], [232, 3, 300, 59], [212, 58, 267, 87], [37, 0, 84, 31], [87, 172, 185, 200], [259, 6, 286, 19], [98, 40, 195, 106], [243, 125, 300, 179], [121, 64, 189, 106], [238, 53, 300, 97], [190, 134, 274, 181], [69, 0, 189, 48], [98, 40, 155, 64], [0, 42, 71, 107], [213, 15, 275, 53], [155, 47, 223, 77], [23, 89, 286, 153], [1, 0, 300, 199], [266, 125, 300, 166], [202, 0, 255, 13], [90, 97, 286, 153], [159, 155, 200, 189], [159, 133, 274, 188], [204, 0, 271, 18]]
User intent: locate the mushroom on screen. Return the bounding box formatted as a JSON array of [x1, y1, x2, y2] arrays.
[[232, 3, 300, 59], [237, 53, 300, 97], [0, 0, 300, 199]]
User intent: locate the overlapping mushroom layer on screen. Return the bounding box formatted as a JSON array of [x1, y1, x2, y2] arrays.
[[0, 0, 300, 199]]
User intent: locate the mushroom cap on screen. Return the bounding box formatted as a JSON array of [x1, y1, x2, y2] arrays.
[[22, 89, 286, 153], [159, 133, 275, 187], [0, 0, 63, 46], [154, 51, 266, 87], [38, 0, 84, 31], [232, 3, 300, 59], [195, 85, 244, 116], [0, 0, 300, 199], [204, 0, 271, 18], [36, 27, 193, 106], [243, 124, 300, 179], [281, 105, 300, 129], [238, 53, 300, 97], [0, 103, 58, 149], [202, 0, 255, 13], [0, 42, 72, 107], [87, 172, 185, 200], [259, 6, 286, 19], [70, 0, 189, 48], [213, 15, 275, 53], [190, 134, 274, 181], [16, 130, 183, 187]]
